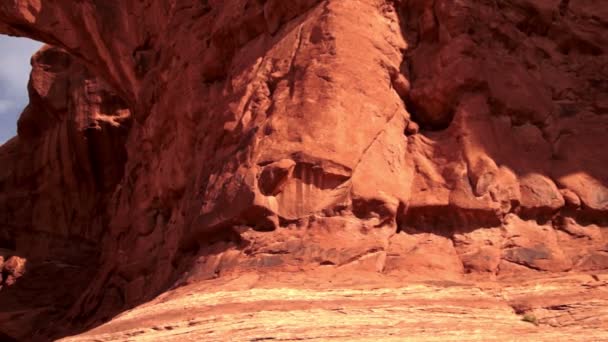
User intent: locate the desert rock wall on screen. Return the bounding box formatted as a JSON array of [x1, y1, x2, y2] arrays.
[[0, 0, 606, 340]]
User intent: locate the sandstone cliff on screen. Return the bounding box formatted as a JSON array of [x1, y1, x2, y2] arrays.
[[0, 0, 607, 340]]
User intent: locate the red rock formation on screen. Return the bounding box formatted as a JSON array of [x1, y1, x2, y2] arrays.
[[0, 0, 607, 340], [0, 44, 130, 339]]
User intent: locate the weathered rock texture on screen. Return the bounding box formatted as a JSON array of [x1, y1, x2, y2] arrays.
[[0, 0, 607, 340], [58, 273, 608, 341]]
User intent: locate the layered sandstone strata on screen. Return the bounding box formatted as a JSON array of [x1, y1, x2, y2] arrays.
[[0, 0, 606, 340]]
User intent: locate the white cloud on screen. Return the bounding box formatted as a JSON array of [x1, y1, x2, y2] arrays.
[[0, 99, 15, 114]]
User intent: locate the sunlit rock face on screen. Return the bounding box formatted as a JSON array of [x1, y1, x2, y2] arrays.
[[0, 0, 607, 340]]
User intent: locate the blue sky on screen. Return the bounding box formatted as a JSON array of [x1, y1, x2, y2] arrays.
[[0, 36, 43, 144]]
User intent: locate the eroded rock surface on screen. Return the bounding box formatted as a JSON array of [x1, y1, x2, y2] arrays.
[[0, 0, 607, 340], [58, 272, 608, 341]]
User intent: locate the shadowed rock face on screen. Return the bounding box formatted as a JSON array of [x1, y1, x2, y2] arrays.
[[0, 0, 607, 340]]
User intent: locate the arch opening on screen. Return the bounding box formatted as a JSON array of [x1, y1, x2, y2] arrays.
[[0, 35, 43, 145]]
